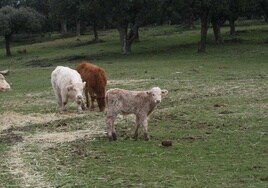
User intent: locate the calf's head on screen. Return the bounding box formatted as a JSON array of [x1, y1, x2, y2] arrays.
[[0, 74, 11, 92], [67, 82, 86, 104], [147, 87, 168, 104]]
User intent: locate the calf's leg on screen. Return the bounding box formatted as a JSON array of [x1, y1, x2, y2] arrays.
[[134, 115, 149, 141], [142, 116, 149, 141], [60, 91, 68, 113], [55, 89, 62, 111], [133, 115, 141, 140], [105, 114, 117, 141]]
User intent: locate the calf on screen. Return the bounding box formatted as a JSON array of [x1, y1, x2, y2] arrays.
[[76, 61, 107, 112], [0, 74, 11, 92], [51, 66, 86, 113], [105, 87, 168, 141]]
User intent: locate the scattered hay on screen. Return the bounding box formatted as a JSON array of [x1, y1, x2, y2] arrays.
[[28, 124, 105, 147], [7, 142, 52, 188], [0, 111, 86, 132], [4, 111, 104, 187]]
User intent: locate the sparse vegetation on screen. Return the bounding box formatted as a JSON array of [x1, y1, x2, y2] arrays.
[[0, 23, 268, 187]]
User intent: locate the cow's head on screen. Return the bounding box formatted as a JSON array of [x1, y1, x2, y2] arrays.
[[147, 87, 168, 104], [0, 74, 11, 92], [67, 82, 86, 104]]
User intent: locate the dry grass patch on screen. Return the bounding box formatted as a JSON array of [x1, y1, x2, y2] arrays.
[[0, 111, 92, 132], [3, 111, 105, 187]]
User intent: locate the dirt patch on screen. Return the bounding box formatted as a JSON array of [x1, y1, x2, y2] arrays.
[[260, 176, 268, 182], [0, 132, 23, 144]]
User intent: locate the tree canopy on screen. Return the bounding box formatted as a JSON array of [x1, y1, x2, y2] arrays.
[[0, 0, 267, 56], [0, 6, 44, 56]]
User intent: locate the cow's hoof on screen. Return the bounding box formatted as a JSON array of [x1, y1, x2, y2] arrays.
[[112, 133, 117, 141], [132, 136, 138, 141], [144, 137, 150, 141], [77, 110, 83, 114]]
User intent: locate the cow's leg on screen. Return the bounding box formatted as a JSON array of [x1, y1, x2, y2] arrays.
[[85, 87, 90, 109], [105, 113, 117, 141], [55, 89, 62, 111], [133, 115, 141, 140], [88, 88, 95, 111], [141, 116, 149, 141], [61, 91, 68, 113], [81, 100, 86, 111], [52, 85, 62, 112]]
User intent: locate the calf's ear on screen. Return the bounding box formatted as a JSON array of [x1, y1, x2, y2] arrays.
[[161, 89, 168, 96]]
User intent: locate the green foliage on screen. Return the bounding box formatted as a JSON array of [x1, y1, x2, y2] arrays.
[[0, 6, 44, 56], [0, 9, 11, 35], [0, 6, 44, 35]]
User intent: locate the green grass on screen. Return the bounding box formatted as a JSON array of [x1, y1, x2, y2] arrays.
[[0, 23, 268, 187]]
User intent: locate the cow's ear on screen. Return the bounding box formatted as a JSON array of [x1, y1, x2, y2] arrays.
[[146, 91, 152, 95], [161, 89, 168, 96], [67, 85, 73, 91], [83, 82, 86, 88]]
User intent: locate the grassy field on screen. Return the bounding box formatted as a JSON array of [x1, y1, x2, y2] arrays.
[[0, 22, 268, 187]]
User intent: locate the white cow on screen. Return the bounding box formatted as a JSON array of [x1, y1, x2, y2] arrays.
[[51, 66, 86, 113], [0, 74, 11, 92], [105, 87, 168, 141]]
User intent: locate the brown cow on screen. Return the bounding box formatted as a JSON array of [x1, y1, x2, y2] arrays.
[[76, 61, 107, 112], [105, 87, 168, 141]]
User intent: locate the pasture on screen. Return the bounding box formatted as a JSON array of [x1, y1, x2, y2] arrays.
[[0, 22, 268, 187]]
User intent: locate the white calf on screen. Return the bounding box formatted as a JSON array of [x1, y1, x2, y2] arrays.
[[105, 87, 168, 141], [0, 74, 11, 92]]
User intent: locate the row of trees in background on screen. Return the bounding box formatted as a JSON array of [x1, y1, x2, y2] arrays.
[[0, 0, 268, 56]]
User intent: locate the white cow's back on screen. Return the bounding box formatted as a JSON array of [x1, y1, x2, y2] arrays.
[[51, 66, 82, 89]]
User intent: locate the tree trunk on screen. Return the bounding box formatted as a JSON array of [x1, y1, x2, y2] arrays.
[[93, 22, 99, 42], [264, 14, 268, 22], [212, 21, 223, 44], [118, 23, 139, 54], [134, 28, 139, 42], [198, 10, 210, 53], [76, 20, 81, 37], [61, 20, 67, 35], [118, 25, 131, 55], [229, 17, 235, 35], [5, 34, 12, 56]]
